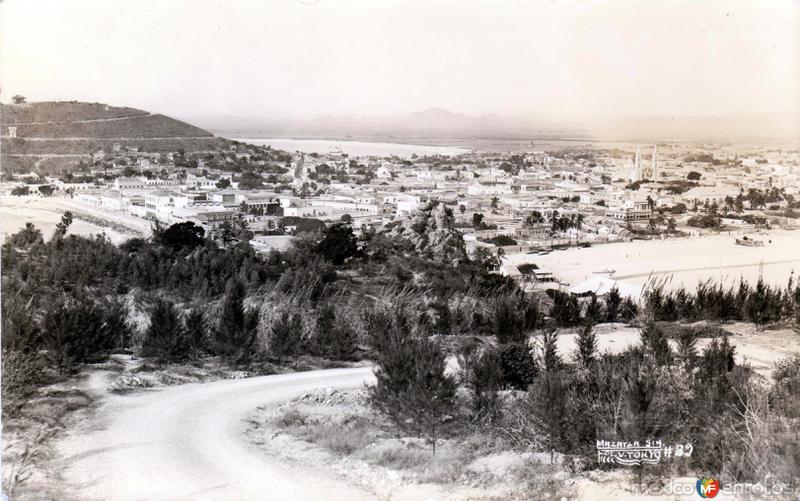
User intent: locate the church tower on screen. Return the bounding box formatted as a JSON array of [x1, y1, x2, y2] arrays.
[[651, 145, 658, 180], [632, 146, 642, 181]]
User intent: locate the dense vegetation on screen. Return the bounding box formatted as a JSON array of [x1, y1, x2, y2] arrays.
[[2, 212, 798, 489]]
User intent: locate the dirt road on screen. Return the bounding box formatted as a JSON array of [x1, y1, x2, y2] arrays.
[[56, 368, 377, 501]]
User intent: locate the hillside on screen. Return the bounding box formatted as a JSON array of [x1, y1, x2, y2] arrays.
[[1, 101, 227, 173]]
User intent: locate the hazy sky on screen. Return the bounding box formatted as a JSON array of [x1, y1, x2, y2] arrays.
[[1, 0, 798, 121]]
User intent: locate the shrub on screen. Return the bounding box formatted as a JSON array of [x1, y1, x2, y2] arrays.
[[493, 293, 539, 344], [316, 223, 358, 265], [183, 309, 208, 357], [141, 300, 192, 363], [469, 347, 503, 421], [369, 326, 458, 455], [313, 305, 359, 361], [639, 320, 673, 366], [574, 321, 597, 368], [40, 299, 128, 373], [156, 221, 205, 251], [1, 349, 44, 415], [269, 310, 303, 363], [498, 342, 537, 390], [549, 290, 581, 326], [214, 279, 258, 367]]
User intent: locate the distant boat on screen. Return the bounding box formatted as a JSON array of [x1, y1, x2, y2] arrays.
[[329, 144, 344, 155], [735, 237, 764, 247]]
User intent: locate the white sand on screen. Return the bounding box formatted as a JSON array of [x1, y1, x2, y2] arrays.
[[1, 197, 139, 244], [534, 322, 800, 376], [507, 231, 800, 290]]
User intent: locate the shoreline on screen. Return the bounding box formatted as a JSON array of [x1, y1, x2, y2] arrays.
[[507, 229, 800, 290]]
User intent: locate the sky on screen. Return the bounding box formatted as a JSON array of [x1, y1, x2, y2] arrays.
[[1, 0, 798, 122]]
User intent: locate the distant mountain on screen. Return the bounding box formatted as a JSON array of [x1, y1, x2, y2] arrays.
[[185, 108, 584, 142], [1, 101, 227, 173]]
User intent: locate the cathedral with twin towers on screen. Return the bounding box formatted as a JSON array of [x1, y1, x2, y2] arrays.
[[629, 145, 659, 182]]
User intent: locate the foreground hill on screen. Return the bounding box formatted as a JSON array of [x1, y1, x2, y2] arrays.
[[1, 101, 227, 173]]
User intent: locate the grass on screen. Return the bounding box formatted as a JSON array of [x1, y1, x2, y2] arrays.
[[2, 384, 94, 497], [273, 408, 376, 456]]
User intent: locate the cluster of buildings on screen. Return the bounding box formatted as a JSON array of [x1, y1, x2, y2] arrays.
[[2, 139, 798, 253]]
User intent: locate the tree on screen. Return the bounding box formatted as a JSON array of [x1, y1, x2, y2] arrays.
[[184, 309, 207, 357], [7, 223, 43, 249], [605, 287, 622, 322], [469, 347, 503, 421], [687, 171, 702, 181], [472, 212, 485, 229], [141, 300, 191, 363], [490, 196, 499, 210], [676, 328, 697, 367], [574, 321, 597, 368], [541, 328, 562, 372], [340, 213, 352, 224], [666, 218, 677, 234], [550, 290, 581, 326], [584, 294, 602, 323], [746, 278, 776, 330], [40, 299, 127, 373], [214, 279, 258, 366], [526, 210, 544, 226], [471, 246, 498, 272], [269, 311, 303, 363], [369, 334, 458, 455], [639, 320, 672, 366], [316, 223, 358, 265], [492, 294, 538, 344], [313, 304, 358, 360], [498, 342, 537, 390], [37, 185, 54, 196], [158, 221, 205, 251], [54, 211, 74, 239], [216, 178, 231, 189]]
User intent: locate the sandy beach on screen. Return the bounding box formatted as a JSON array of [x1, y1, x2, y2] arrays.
[[507, 231, 800, 290], [1, 196, 146, 244]]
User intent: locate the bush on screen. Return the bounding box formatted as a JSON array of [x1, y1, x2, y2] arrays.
[[156, 221, 205, 251], [269, 310, 303, 363], [498, 342, 537, 390], [313, 304, 358, 361], [368, 323, 458, 455], [492, 293, 540, 344], [40, 299, 128, 373], [140, 300, 192, 363], [316, 223, 358, 265], [214, 279, 258, 367], [549, 290, 581, 326], [469, 347, 503, 421], [1, 349, 44, 415]]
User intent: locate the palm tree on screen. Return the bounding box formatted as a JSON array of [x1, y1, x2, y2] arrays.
[[667, 218, 677, 234], [550, 210, 560, 234]]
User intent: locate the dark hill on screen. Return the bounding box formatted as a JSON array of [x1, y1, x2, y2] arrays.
[[1, 101, 226, 172]]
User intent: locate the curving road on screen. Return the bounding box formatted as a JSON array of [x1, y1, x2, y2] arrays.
[[56, 367, 377, 501]]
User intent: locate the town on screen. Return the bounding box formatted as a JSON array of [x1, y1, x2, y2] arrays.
[[3, 125, 799, 293]]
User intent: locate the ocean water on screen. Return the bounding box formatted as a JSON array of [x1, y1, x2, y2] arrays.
[[232, 138, 471, 157]]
